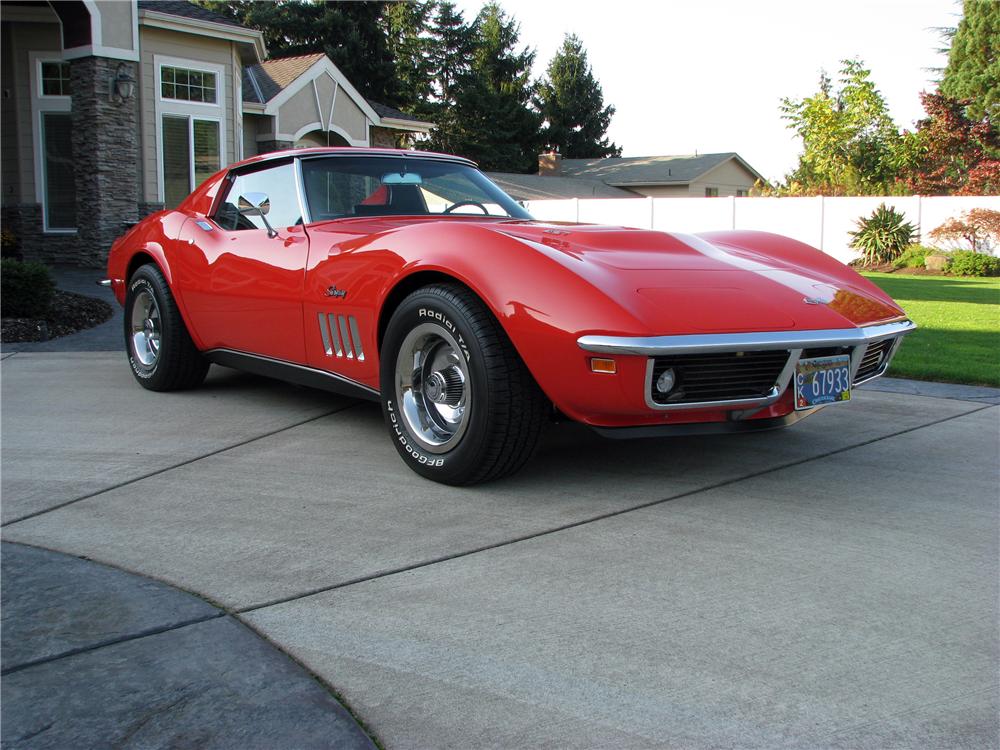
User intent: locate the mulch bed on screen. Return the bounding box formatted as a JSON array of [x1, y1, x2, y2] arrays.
[[1, 290, 114, 343], [849, 262, 948, 276]]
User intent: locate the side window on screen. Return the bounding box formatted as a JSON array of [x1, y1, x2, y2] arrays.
[[214, 162, 302, 231]]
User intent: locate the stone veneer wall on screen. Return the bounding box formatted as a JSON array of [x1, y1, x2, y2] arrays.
[[70, 57, 139, 268], [370, 127, 398, 149], [256, 140, 293, 155]]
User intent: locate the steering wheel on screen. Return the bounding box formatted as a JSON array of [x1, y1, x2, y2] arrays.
[[443, 200, 489, 215]]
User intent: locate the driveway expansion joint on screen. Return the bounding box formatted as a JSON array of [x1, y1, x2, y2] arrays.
[[236, 402, 993, 615], [1, 612, 226, 676], [1, 402, 361, 528]]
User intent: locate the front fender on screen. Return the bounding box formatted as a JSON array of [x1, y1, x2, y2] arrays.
[[364, 223, 652, 422]]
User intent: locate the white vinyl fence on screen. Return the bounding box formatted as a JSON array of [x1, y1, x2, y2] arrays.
[[522, 195, 1000, 264]]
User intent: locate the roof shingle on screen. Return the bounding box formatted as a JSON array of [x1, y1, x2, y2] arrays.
[[486, 173, 635, 201], [138, 1, 248, 29], [557, 153, 759, 186]]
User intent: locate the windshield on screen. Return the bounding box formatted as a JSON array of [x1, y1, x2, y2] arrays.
[[300, 156, 531, 222]]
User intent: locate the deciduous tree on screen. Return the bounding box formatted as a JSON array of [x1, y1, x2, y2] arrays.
[[778, 59, 905, 195]]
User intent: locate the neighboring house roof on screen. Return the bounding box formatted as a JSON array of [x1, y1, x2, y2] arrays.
[[137, 1, 247, 29], [557, 153, 765, 186], [487, 173, 635, 201]]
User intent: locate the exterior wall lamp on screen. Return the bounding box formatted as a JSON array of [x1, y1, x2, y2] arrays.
[[109, 62, 136, 103]]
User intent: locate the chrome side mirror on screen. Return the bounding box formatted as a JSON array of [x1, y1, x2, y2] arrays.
[[237, 192, 277, 237]]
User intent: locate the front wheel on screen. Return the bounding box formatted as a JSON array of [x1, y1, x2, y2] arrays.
[[380, 284, 547, 485]]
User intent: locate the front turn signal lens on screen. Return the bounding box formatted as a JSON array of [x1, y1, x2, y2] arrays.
[[590, 357, 617, 374]]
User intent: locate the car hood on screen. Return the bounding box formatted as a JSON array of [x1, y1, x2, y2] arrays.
[[491, 221, 905, 333]]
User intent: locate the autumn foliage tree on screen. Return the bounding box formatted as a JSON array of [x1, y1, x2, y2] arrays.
[[902, 91, 1000, 195], [928, 209, 1000, 252]]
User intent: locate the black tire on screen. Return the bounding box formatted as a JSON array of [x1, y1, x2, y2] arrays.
[[380, 284, 547, 485], [124, 264, 208, 391]]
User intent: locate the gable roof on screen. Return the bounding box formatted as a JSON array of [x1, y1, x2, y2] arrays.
[[243, 52, 325, 104], [557, 153, 764, 186], [137, 1, 247, 29], [367, 100, 430, 127], [487, 173, 635, 201]]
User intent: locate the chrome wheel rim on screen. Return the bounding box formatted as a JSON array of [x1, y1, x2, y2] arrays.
[[395, 323, 471, 454], [129, 289, 161, 369]]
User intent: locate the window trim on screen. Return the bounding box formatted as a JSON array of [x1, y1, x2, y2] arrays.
[[37, 59, 72, 99], [29, 51, 76, 234], [159, 113, 223, 208], [158, 63, 219, 106], [154, 55, 227, 204]]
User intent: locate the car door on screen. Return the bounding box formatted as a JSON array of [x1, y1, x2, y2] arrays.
[[175, 159, 310, 364]]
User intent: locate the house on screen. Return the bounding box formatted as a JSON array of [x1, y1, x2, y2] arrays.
[[490, 151, 766, 202], [0, 0, 432, 266]]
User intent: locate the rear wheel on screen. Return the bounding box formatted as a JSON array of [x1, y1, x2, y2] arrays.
[[125, 264, 208, 391], [380, 284, 547, 485]]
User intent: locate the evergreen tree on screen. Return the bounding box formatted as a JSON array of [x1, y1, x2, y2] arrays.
[[535, 34, 620, 158], [420, 2, 475, 154], [941, 0, 1000, 121], [383, 1, 436, 114], [201, 1, 401, 106], [446, 3, 542, 172]]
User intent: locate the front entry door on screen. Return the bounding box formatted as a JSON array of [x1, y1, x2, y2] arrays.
[[175, 159, 309, 363]]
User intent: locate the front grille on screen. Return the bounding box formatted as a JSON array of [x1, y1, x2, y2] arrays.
[[649, 350, 791, 405], [854, 339, 894, 383]]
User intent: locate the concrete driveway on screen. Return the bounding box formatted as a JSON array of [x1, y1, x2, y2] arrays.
[[2, 351, 997, 748]]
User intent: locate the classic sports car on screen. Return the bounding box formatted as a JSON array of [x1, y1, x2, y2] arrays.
[[105, 147, 914, 485]]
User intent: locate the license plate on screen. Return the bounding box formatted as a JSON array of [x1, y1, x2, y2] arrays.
[[794, 354, 851, 410]]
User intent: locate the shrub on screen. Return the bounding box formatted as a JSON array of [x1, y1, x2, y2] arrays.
[[928, 209, 1000, 253], [1, 259, 55, 318], [849, 203, 917, 265], [947, 250, 1000, 277], [893, 244, 939, 269]]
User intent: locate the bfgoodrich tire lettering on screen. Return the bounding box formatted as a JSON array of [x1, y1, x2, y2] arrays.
[[124, 264, 208, 391], [380, 283, 547, 485]]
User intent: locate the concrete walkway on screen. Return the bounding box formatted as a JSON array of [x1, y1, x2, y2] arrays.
[[2, 348, 997, 748]]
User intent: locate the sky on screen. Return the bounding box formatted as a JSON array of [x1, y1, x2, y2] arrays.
[[451, 0, 961, 182]]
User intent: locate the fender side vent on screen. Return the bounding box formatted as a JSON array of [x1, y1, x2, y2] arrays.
[[318, 314, 364, 361]]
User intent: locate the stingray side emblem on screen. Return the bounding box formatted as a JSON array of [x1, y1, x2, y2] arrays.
[[325, 286, 347, 299], [802, 297, 825, 305]]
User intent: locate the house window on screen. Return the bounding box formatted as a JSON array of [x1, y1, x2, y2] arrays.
[[161, 66, 217, 103], [705, 187, 719, 197], [736, 189, 747, 197], [40, 62, 71, 96], [41, 112, 77, 230], [162, 115, 221, 207]]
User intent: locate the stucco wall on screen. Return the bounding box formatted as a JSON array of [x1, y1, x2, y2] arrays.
[[95, 0, 136, 52], [331, 91, 368, 143], [138, 26, 237, 204], [276, 84, 319, 139]]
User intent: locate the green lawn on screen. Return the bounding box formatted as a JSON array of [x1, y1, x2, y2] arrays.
[[862, 273, 1000, 387]]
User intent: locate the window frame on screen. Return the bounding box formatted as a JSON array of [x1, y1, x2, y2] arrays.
[[38, 60, 72, 98], [158, 64, 219, 106], [154, 55, 227, 206], [29, 52, 76, 234], [211, 158, 308, 233]]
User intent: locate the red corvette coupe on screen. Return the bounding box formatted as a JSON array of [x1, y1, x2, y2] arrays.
[[105, 148, 914, 484]]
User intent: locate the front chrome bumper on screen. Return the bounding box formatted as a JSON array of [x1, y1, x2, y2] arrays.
[[577, 319, 916, 412]]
